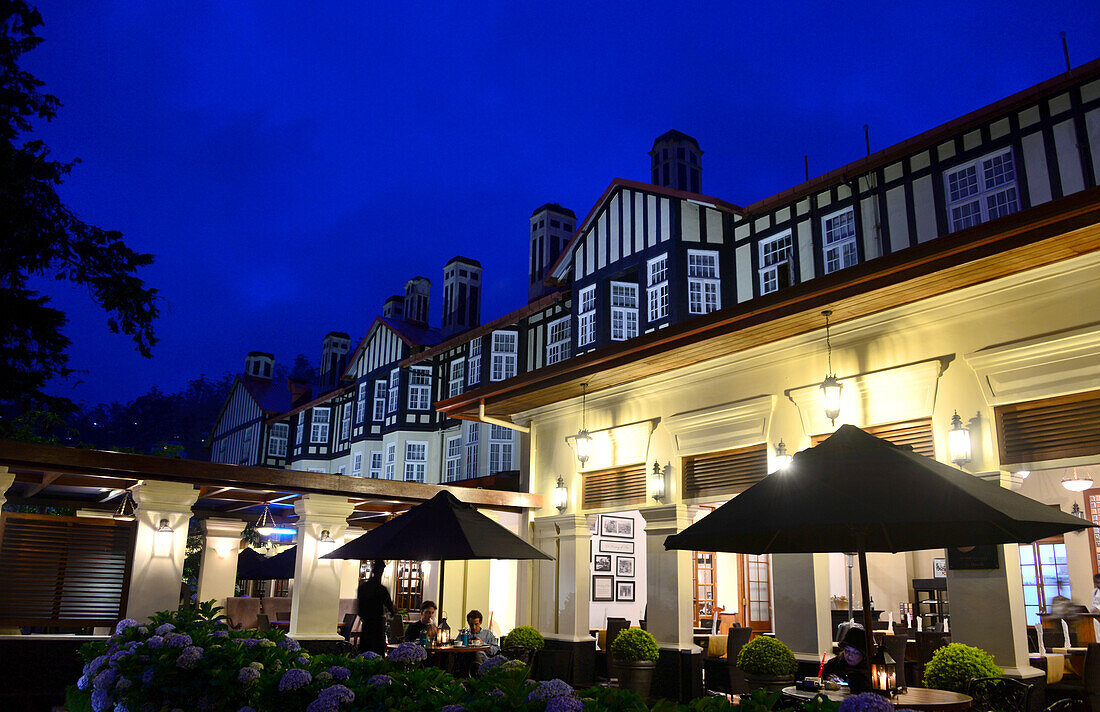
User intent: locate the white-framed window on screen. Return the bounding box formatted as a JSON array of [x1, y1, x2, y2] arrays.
[[295, 412, 304, 445], [758, 233, 793, 295], [449, 359, 465, 398], [340, 403, 351, 441], [337, 465, 346, 476], [822, 208, 858, 274], [577, 285, 596, 347], [688, 249, 721, 314], [369, 450, 383, 479], [945, 148, 1019, 231], [609, 282, 639, 341], [445, 436, 462, 482], [467, 337, 482, 386], [387, 369, 399, 413], [356, 382, 368, 423], [373, 380, 386, 421], [489, 424, 514, 474], [352, 451, 363, 477], [241, 427, 252, 463], [465, 422, 480, 478], [490, 331, 518, 382], [268, 423, 289, 458], [408, 366, 432, 410], [310, 407, 330, 444], [404, 441, 427, 482], [384, 443, 395, 480], [546, 317, 571, 365], [647, 253, 669, 322]]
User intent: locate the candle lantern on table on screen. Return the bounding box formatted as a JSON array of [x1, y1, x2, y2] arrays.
[[436, 615, 451, 646], [871, 646, 899, 696]]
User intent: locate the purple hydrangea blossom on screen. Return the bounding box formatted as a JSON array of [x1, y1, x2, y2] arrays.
[[527, 679, 575, 702], [545, 697, 585, 712], [325, 666, 351, 681], [387, 642, 427, 664], [319, 685, 355, 704], [355, 651, 380, 660], [154, 623, 175, 636], [278, 668, 313, 691], [295, 656, 310, 666], [211, 629, 229, 638], [77, 675, 91, 691], [477, 654, 508, 675], [145, 635, 164, 649], [90, 689, 112, 712], [115, 677, 132, 691], [141, 668, 156, 687], [109, 650, 132, 664], [93, 669, 118, 691], [238, 666, 261, 685], [237, 708, 257, 712], [176, 645, 203, 669], [489, 689, 505, 698], [237, 638, 259, 648], [137, 627, 148, 636], [113, 702, 130, 712], [115, 619, 139, 635], [165, 633, 192, 648], [305, 699, 338, 712], [367, 674, 393, 686], [839, 693, 896, 712], [277, 636, 302, 651], [441, 705, 466, 712], [85, 655, 109, 676]]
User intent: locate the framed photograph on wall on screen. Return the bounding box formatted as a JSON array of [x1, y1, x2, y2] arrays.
[[587, 515, 599, 535], [616, 580, 635, 602], [594, 555, 612, 572], [593, 575, 614, 602], [600, 515, 634, 539], [616, 556, 635, 577], [932, 558, 947, 578], [599, 540, 634, 554]]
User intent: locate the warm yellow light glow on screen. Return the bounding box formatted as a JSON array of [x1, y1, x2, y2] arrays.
[[212, 539, 233, 559], [774, 441, 792, 470], [821, 375, 842, 424], [574, 429, 591, 466], [553, 476, 568, 512], [947, 411, 971, 465], [154, 519, 173, 556], [256, 504, 277, 537], [1062, 468, 1094, 492], [650, 461, 666, 502]]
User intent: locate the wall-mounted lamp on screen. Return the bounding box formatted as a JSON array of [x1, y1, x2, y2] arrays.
[[774, 440, 792, 470], [820, 311, 842, 425], [211, 539, 233, 559], [947, 411, 972, 465], [575, 383, 591, 467], [318, 529, 337, 556], [154, 518, 173, 556], [1072, 502, 1086, 519], [554, 476, 568, 513], [1062, 467, 1094, 493], [256, 503, 277, 537], [112, 491, 136, 522], [650, 461, 666, 502]]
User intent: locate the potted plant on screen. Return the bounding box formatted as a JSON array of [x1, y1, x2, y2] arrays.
[[736, 635, 798, 691], [922, 642, 1003, 692], [501, 625, 545, 666], [609, 627, 660, 699]]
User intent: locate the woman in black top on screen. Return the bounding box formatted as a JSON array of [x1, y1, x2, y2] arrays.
[[822, 624, 871, 694]]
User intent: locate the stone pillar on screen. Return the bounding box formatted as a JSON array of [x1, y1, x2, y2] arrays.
[[289, 494, 355, 640], [196, 518, 246, 607], [640, 504, 695, 650], [552, 513, 592, 641], [532, 517, 559, 633], [0, 466, 13, 508], [772, 553, 834, 660], [126, 481, 199, 622], [338, 531, 361, 600]]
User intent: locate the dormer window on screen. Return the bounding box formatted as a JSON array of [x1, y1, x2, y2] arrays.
[[822, 208, 858, 274], [687, 250, 720, 314], [759, 233, 793, 295], [610, 282, 639, 341], [310, 407, 330, 444], [945, 148, 1019, 231]]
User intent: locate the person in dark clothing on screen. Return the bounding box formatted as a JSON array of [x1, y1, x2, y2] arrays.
[[404, 600, 437, 643], [357, 559, 396, 655], [822, 623, 871, 693]]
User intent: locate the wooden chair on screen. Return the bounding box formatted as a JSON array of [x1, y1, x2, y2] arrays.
[[388, 614, 405, 644], [341, 613, 360, 645], [882, 634, 909, 690], [1047, 643, 1100, 711], [914, 632, 949, 685], [967, 676, 1035, 712], [726, 626, 754, 695]]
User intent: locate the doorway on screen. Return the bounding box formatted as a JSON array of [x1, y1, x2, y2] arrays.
[[738, 553, 772, 632]]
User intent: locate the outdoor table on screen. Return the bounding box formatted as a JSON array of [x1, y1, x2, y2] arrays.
[[782, 686, 973, 711]]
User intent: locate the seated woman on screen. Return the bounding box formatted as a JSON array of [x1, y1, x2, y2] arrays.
[[822, 624, 871, 693]]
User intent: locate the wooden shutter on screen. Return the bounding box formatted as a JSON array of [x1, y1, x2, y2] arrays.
[[0, 512, 134, 627], [812, 418, 935, 458], [682, 443, 768, 499], [996, 390, 1100, 465], [582, 463, 647, 509]]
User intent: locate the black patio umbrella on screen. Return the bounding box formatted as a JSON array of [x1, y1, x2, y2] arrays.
[[236, 546, 297, 580], [322, 490, 552, 624], [664, 424, 1092, 682]]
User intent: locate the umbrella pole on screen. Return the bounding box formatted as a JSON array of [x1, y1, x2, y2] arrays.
[[438, 559, 446, 627], [857, 545, 877, 691]]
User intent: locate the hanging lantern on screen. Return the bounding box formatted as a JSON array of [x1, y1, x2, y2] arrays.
[[554, 476, 568, 513], [947, 411, 972, 465], [820, 311, 843, 425], [437, 615, 451, 646], [774, 440, 792, 470], [575, 383, 591, 467], [256, 503, 277, 537], [1062, 467, 1094, 493], [154, 518, 174, 556], [113, 490, 136, 522], [650, 461, 666, 502], [871, 646, 899, 695]]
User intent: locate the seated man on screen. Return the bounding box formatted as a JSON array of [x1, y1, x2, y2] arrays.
[[405, 600, 437, 643], [467, 609, 499, 665]]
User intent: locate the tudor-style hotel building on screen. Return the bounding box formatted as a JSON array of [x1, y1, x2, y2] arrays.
[[211, 59, 1100, 695]]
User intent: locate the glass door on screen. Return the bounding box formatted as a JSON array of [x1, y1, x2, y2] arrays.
[[739, 553, 772, 632], [1019, 539, 1070, 626], [693, 551, 717, 628]]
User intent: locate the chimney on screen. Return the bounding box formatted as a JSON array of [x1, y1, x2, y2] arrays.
[[383, 295, 405, 320], [320, 331, 351, 389], [244, 351, 274, 380], [650, 130, 702, 193], [404, 277, 431, 328], [528, 203, 575, 303], [442, 256, 482, 335]]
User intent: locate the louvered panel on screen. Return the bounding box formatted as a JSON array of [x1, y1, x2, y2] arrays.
[[582, 463, 647, 509], [812, 418, 935, 459], [683, 444, 768, 499], [997, 390, 1100, 465], [0, 513, 134, 627]]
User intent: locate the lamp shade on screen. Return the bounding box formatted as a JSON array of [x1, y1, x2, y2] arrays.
[[1062, 468, 1094, 492], [650, 461, 666, 502], [256, 504, 277, 536], [774, 441, 792, 470], [574, 429, 591, 466], [947, 411, 971, 465], [553, 476, 568, 512], [821, 375, 842, 424]]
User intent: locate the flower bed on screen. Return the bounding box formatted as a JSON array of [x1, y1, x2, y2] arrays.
[[66, 602, 842, 712]]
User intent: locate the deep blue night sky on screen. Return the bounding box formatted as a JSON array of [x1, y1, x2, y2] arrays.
[[23, 1, 1100, 406]]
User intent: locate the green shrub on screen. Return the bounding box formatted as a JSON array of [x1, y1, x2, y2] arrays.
[[504, 625, 545, 650], [922, 642, 1003, 692], [610, 627, 659, 662], [736, 635, 798, 676]]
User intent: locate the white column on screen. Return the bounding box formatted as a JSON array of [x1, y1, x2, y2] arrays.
[[126, 481, 199, 622], [338, 531, 361, 600], [552, 513, 592, 641], [532, 517, 559, 633], [640, 504, 695, 650], [196, 518, 246, 607], [0, 466, 13, 508], [289, 494, 355, 640]]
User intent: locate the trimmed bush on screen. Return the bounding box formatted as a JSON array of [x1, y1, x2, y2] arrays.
[[610, 627, 659, 662], [504, 625, 546, 651], [736, 635, 798, 676], [922, 642, 1003, 692]]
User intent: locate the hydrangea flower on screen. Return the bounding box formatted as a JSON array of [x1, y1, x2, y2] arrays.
[[277, 637, 302, 651], [325, 666, 350, 681], [115, 619, 139, 635], [499, 660, 527, 673], [115, 676, 132, 691], [489, 689, 505, 698], [477, 655, 508, 675], [145, 635, 164, 649], [237, 708, 256, 712], [316, 672, 333, 682], [250, 662, 264, 670], [840, 693, 896, 712], [238, 666, 261, 685], [113, 702, 131, 712], [527, 679, 574, 702], [109, 650, 132, 664], [237, 638, 259, 648], [77, 675, 91, 691], [165, 633, 192, 648], [367, 674, 393, 686], [154, 623, 175, 636], [295, 656, 310, 666], [388, 642, 427, 664], [305, 700, 338, 712], [137, 626, 148, 636], [176, 646, 203, 669], [441, 705, 466, 712], [545, 697, 584, 712], [141, 668, 156, 687], [319, 685, 354, 704], [355, 651, 380, 660], [86, 655, 109, 676], [258, 639, 276, 648], [93, 669, 118, 691], [212, 629, 229, 638], [91, 689, 112, 712], [278, 668, 313, 691]]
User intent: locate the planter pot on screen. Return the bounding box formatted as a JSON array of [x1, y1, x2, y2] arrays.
[[744, 673, 795, 693], [614, 659, 657, 699]]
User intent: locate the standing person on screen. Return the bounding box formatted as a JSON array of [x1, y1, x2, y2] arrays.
[[466, 609, 499, 665], [357, 559, 396, 655], [405, 601, 437, 643]]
